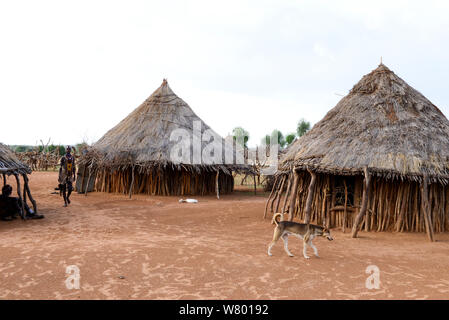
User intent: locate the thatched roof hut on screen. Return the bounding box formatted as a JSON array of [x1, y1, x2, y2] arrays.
[[78, 80, 251, 196], [266, 64, 449, 241], [0, 143, 31, 176], [0, 143, 37, 216]]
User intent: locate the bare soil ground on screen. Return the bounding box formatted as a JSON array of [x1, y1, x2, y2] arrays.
[[1, 172, 449, 300]]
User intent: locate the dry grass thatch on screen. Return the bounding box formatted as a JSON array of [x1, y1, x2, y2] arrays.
[[81, 80, 250, 175], [267, 65, 449, 237], [281, 64, 449, 184], [78, 80, 253, 196], [0, 143, 31, 175]]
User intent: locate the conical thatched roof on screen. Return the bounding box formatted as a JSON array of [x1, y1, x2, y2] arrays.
[[0, 143, 31, 175], [84, 80, 249, 173], [281, 64, 449, 183]]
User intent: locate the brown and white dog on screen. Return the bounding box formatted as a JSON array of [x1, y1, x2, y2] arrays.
[[267, 213, 333, 259]]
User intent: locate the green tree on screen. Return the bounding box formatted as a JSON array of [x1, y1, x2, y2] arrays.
[[48, 145, 66, 155], [47, 144, 58, 153], [232, 127, 250, 148], [262, 130, 286, 148], [297, 118, 311, 137], [285, 133, 296, 145], [14, 145, 30, 153], [261, 134, 271, 146], [272, 129, 286, 148]]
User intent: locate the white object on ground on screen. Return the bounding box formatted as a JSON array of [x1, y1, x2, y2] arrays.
[[179, 199, 198, 203]]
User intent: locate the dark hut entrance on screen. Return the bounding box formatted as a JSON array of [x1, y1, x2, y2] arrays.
[[333, 176, 356, 207]]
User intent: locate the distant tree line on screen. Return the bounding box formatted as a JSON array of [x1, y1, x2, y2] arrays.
[[11, 142, 90, 156], [232, 118, 311, 149]]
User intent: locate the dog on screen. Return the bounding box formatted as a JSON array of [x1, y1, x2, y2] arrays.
[[267, 213, 333, 259]]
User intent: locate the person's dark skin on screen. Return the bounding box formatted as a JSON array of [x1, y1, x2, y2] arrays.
[[0, 184, 31, 220], [0, 184, 43, 221], [0, 185, 20, 220], [59, 146, 76, 207]]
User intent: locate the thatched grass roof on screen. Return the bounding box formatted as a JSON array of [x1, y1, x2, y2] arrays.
[[0, 143, 31, 175], [82, 80, 250, 174], [281, 64, 449, 184]]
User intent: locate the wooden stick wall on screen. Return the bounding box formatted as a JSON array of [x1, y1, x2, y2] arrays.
[[266, 172, 449, 233], [91, 168, 234, 196]]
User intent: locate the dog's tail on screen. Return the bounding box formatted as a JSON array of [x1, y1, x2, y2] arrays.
[[304, 229, 311, 244], [272, 213, 282, 226]]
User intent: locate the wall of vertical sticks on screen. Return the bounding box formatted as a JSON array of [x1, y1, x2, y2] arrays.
[[265, 170, 448, 237], [77, 166, 234, 197]]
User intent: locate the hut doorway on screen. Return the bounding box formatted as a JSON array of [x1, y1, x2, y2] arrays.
[[333, 176, 355, 208]]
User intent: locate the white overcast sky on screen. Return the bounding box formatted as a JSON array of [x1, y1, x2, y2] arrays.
[[1, 0, 449, 147]]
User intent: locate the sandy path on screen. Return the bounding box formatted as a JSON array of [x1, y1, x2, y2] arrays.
[[0, 172, 448, 300]]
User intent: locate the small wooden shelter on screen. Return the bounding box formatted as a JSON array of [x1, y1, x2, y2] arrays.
[[266, 64, 449, 241], [77, 80, 251, 196], [0, 143, 37, 217]]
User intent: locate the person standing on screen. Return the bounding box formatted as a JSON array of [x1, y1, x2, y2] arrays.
[[59, 146, 76, 207]]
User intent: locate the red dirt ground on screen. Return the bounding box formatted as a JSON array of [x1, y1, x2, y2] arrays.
[[1, 172, 449, 300]]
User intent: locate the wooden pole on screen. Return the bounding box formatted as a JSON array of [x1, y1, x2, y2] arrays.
[[216, 170, 220, 199], [270, 175, 284, 213], [129, 166, 135, 199], [343, 179, 348, 233], [288, 169, 300, 221], [14, 174, 26, 219], [253, 174, 257, 195], [240, 173, 248, 185], [352, 167, 371, 238], [304, 168, 317, 225], [23, 174, 37, 214], [85, 166, 91, 196], [85, 165, 95, 196], [2, 173, 6, 186], [80, 165, 86, 193], [421, 174, 435, 242], [263, 176, 279, 219], [274, 175, 286, 213], [281, 173, 292, 214], [23, 177, 27, 205], [325, 175, 331, 229]]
